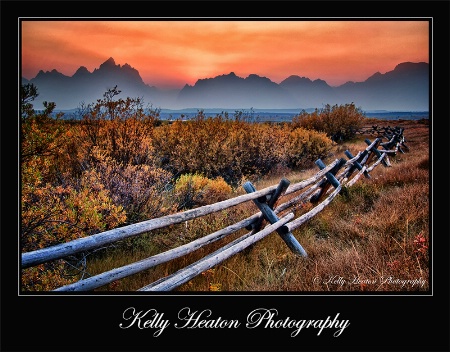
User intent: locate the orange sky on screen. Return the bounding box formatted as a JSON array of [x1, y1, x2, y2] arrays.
[[21, 20, 429, 89]]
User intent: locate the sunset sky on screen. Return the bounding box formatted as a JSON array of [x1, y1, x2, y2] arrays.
[[21, 20, 429, 89]]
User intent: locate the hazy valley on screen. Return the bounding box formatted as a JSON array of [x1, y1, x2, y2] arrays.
[[22, 58, 429, 114]]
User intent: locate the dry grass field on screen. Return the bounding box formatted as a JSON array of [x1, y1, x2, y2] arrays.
[[87, 118, 430, 293]]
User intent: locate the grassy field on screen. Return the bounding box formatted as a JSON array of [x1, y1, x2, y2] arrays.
[[85, 118, 430, 293]]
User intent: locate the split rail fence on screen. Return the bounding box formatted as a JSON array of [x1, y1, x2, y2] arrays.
[[21, 126, 409, 292]]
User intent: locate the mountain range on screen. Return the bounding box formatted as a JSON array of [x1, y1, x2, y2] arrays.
[[21, 57, 429, 112]]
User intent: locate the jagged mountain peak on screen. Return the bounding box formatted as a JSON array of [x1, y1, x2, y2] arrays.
[[280, 75, 313, 85], [218, 72, 241, 80], [76, 66, 89, 73], [35, 69, 67, 79], [246, 74, 272, 83], [101, 57, 117, 68], [24, 60, 429, 111], [193, 71, 242, 87], [73, 66, 90, 77]]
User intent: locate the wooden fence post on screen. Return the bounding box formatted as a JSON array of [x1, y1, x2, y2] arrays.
[[310, 158, 345, 203], [246, 178, 290, 231], [344, 150, 371, 179], [243, 180, 307, 257], [365, 138, 391, 167], [380, 128, 406, 154]]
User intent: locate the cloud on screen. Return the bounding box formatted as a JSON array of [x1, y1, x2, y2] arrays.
[[21, 20, 429, 88]]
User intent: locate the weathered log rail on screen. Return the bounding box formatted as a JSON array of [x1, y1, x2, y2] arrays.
[[358, 125, 409, 150], [21, 126, 409, 292]]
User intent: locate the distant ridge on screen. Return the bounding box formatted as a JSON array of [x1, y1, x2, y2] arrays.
[[22, 58, 429, 111]]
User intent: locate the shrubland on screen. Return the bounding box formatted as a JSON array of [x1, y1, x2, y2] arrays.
[[20, 84, 429, 292]]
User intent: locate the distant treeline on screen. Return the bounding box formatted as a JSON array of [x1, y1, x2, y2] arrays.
[[50, 108, 429, 123]]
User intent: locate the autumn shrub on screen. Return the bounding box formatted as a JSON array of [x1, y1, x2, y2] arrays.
[[286, 127, 333, 168], [152, 115, 210, 175], [21, 112, 65, 164], [173, 173, 233, 210], [291, 109, 322, 132], [21, 160, 127, 291], [75, 86, 159, 168], [292, 103, 366, 142], [240, 123, 291, 176], [21, 85, 124, 253], [21, 262, 76, 292], [84, 147, 174, 223], [20, 103, 167, 291], [151, 113, 330, 186], [21, 83, 68, 181], [152, 116, 231, 183]]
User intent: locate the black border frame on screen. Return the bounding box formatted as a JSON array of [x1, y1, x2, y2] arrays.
[[2, 1, 449, 351]]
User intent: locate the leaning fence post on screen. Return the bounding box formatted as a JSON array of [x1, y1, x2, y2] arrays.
[[310, 158, 345, 203], [397, 128, 408, 153], [365, 138, 391, 167], [344, 150, 371, 179], [246, 178, 290, 232], [243, 180, 307, 257]]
